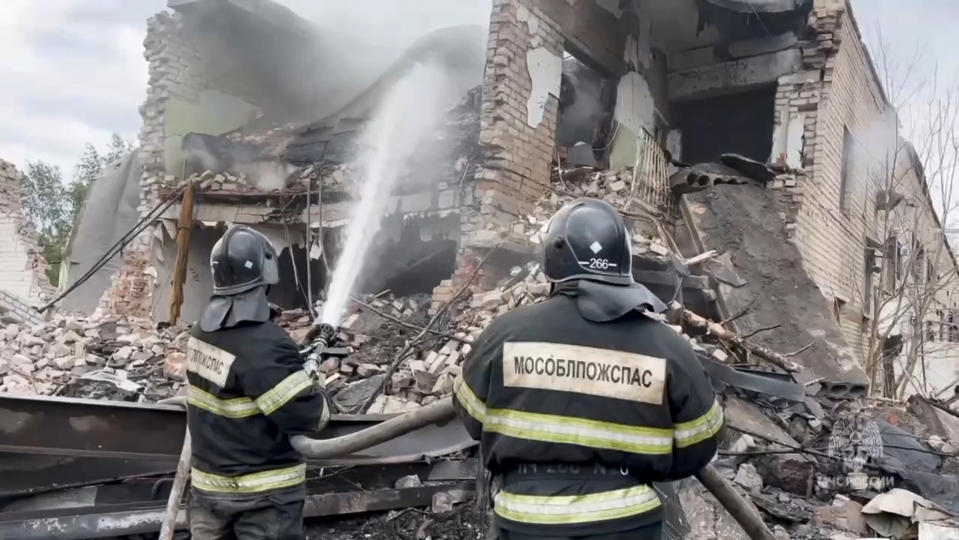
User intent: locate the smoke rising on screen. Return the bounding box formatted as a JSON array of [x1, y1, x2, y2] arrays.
[[282, 0, 491, 104], [321, 62, 457, 327]]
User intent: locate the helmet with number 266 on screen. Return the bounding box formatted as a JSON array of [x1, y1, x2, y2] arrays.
[[542, 198, 634, 286]]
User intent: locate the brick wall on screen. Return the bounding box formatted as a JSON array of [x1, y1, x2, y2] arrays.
[[0, 160, 54, 308], [774, 3, 892, 360], [100, 10, 270, 318], [778, 0, 959, 367], [98, 13, 182, 318], [467, 0, 564, 248]]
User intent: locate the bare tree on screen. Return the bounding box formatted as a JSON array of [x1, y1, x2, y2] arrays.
[[857, 34, 959, 398]]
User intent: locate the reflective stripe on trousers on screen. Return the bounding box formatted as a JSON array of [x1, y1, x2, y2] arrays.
[[494, 484, 662, 525], [192, 463, 306, 494]]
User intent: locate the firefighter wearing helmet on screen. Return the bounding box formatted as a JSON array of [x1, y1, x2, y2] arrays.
[[186, 225, 331, 540], [453, 199, 721, 539]]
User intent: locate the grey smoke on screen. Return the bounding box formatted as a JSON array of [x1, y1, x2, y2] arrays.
[[180, 0, 491, 123]]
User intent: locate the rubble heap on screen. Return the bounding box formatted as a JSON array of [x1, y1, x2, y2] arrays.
[[0, 314, 188, 401], [6, 159, 959, 537], [469, 166, 673, 257]]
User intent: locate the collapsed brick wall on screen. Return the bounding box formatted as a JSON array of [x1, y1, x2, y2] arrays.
[[0, 160, 54, 309], [775, 0, 959, 368], [98, 13, 179, 318], [773, 3, 890, 360], [101, 11, 271, 319], [467, 0, 564, 248]]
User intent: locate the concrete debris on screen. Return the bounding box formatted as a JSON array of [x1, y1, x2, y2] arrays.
[[512, 167, 669, 259], [254, 215, 959, 538], [0, 313, 188, 401], [7, 170, 959, 540], [733, 463, 763, 494], [861, 488, 956, 537], [812, 495, 868, 535], [394, 475, 422, 489], [431, 488, 472, 514]]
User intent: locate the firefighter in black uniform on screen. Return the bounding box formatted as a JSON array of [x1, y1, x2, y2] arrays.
[[186, 225, 331, 540], [454, 199, 722, 539]]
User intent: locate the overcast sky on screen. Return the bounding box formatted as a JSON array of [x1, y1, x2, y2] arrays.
[[0, 0, 953, 180], [0, 0, 490, 179]]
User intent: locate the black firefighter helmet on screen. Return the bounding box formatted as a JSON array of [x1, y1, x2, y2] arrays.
[[543, 198, 634, 285], [199, 225, 280, 332], [542, 198, 666, 321]]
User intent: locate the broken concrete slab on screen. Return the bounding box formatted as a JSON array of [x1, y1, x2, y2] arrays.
[[685, 184, 868, 388], [720, 154, 776, 184], [728, 33, 799, 59], [813, 496, 868, 535], [724, 397, 799, 448], [875, 420, 940, 473], [733, 463, 763, 493], [668, 49, 802, 102], [678, 477, 750, 540], [908, 395, 959, 444]]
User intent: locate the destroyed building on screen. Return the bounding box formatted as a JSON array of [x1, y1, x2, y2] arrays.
[[7, 0, 959, 538], [0, 159, 53, 326], [61, 0, 485, 326], [54, 0, 956, 397]]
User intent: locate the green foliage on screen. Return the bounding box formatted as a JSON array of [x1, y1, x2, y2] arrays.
[[20, 133, 135, 286]]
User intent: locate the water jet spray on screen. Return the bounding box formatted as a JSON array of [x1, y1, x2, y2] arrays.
[[300, 63, 453, 352]]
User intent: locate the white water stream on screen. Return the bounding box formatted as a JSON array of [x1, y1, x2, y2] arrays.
[[320, 63, 451, 327]]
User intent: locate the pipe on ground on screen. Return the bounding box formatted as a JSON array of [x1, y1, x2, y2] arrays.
[[291, 398, 777, 540]]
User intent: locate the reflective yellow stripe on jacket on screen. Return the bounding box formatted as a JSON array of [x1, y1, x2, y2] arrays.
[[255, 371, 314, 415], [494, 485, 662, 525], [455, 378, 673, 454], [191, 463, 306, 494], [674, 400, 723, 448], [188, 385, 260, 418], [188, 369, 315, 419]]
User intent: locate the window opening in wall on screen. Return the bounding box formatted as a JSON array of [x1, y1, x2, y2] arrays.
[[833, 297, 846, 323], [913, 246, 926, 283], [950, 309, 959, 343], [555, 52, 616, 167], [673, 86, 776, 164], [840, 127, 855, 213], [864, 242, 881, 315], [883, 235, 900, 294], [937, 309, 946, 342], [926, 319, 938, 342]]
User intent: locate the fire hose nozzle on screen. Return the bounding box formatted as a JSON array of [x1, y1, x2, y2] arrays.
[[303, 323, 337, 380], [314, 322, 336, 348]]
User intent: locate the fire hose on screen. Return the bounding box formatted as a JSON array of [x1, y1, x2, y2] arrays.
[[160, 396, 773, 540], [159, 319, 775, 540], [289, 398, 776, 540]]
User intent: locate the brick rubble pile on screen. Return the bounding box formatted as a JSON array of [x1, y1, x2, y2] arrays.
[[0, 313, 188, 401]]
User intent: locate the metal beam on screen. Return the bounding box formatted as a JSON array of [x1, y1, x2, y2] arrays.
[[0, 394, 187, 460], [0, 483, 474, 539], [0, 394, 473, 462]]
